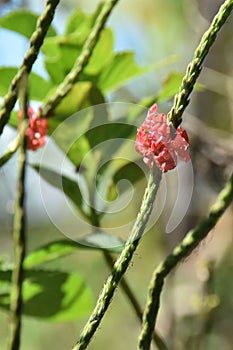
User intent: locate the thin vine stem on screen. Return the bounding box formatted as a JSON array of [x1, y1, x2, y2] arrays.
[[167, 0, 233, 128], [7, 82, 28, 350], [71, 169, 162, 350], [103, 252, 168, 350], [0, 0, 60, 136], [41, 0, 120, 117], [90, 210, 167, 350], [138, 172, 233, 350]]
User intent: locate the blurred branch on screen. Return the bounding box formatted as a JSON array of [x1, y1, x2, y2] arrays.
[[185, 261, 217, 349], [0, 0, 60, 136], [72, 169, 162, 350], [0, 133, 22, 168], [41, 0, 120, 117], [167, 0, 233, 128], [186, 113, 233, 177], [138, 173, 233, 350], [186, 113, 233, 159], [7, 75, 28, 350]]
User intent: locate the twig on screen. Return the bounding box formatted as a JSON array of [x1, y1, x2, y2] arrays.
[[71, 169, 161, 350], [0, 0, 60, 136], [41, 0, 120, 117], [138, 173, 233, 350], [7, 78, 28, 350], [167, 0, 233, 128]]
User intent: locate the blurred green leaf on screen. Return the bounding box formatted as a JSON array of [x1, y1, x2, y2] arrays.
[[84, 28, 114, 75], [157, 71, 183, 102], [50, 82, 105, 125], [0, 269, 93, 321], [42, 35, 82, 84], [86, 121, 135, 150], [157, 71, 205, 102], [0, 67, 53, 101], [24, 240, 81, 268], [42, 28, 113, 84], [96, 52, 147, 92], [46, 82, 107, 166], [33, 165, 89, 219], [112, 160, 146, 197], [25, 235, 124, 269], [0, 10, 56, 39], [97, 158, 146, 204], [66, 4, 103, 37]]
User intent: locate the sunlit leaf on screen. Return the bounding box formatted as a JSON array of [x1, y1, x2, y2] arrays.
[[0, 269, 93, 321], [46, 82, 107, 166], [42, 28, 113, 84], [157, 71, 205, 102], [24, 235, 124, 269], [42, 35, 82, 84], [84, 29, 114, 75], [0, 67, 53, 101], [0, 10, 56, 39], [66, 4, 103, 37], [96, 52, 147, 92]]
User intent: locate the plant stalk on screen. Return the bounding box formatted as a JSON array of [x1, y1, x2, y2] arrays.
[[138, 173, 233, 350]]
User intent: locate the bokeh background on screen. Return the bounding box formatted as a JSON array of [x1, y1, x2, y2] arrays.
[[0, 0, 232, 349]]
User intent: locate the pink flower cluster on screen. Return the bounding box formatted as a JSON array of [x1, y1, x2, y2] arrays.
[[135, 104, 190, 172], [18, 107, 48, 151]]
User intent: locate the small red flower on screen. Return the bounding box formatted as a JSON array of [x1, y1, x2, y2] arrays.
[[18, 107, 48, 151], [135, 104, 190, 172]]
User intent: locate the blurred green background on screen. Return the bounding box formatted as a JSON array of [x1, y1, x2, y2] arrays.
[[0, 0, 232, 349]]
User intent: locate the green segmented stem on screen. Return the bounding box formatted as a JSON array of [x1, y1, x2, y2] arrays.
[[7, 80, 28, 350], [0, 0, 60, 136], [72, 169, 161, 350], [41, 0, 120, 117], [138, 173, 233, 350], [167, 0, 233, 128]]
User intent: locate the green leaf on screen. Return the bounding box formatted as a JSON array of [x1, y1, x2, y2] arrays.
[[66, 4, 103, 37], [33, 165, 88, 219], [84, 28, 114, 75], [0, 67, 53, 101], [0, 10, 56, 39], [0, 269, 93, 321], [157, 71, 205, 102], [24, 240, 82, 268], [42, 28, 113, 84], [113, 160, 146, 187], [96, 52, 147, 92], [49, 82, 105, 126], [156, 71, 183, 102], [25, 235, 124, 269], [97, 157, 147, 203], [86, 121, 136, 150], [46, 82, 107, 166], [42, 35, 82, 84]]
